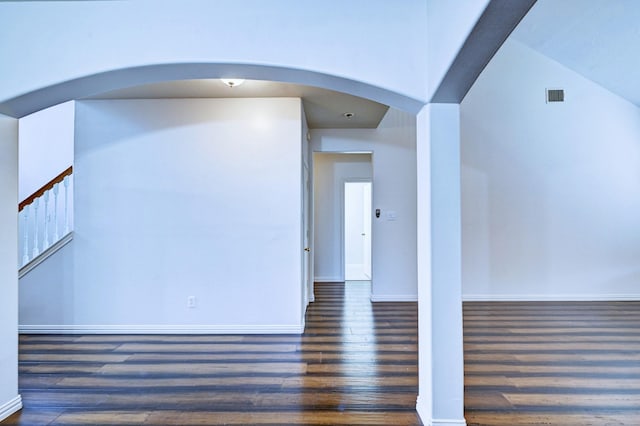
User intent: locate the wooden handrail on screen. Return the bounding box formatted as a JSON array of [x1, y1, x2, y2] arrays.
[[19, 166, 73, 212]]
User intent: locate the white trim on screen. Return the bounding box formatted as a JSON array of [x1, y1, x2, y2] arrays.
[[19, 231, 73, 278], [19, 324, 305, 335], [463, 293, 640, 302], [0, 395, 22, 423], [314, 276, 343, 282], [416, 395, 429, 425], [431, 419, 467, 426], [371, 294, 418, 302]]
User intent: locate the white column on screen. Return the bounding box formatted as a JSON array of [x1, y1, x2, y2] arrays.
[[430, 103, 465, 425], [416, 104, 465, 426], [416, 105, 434, 421], [0, 113, 22, 421]]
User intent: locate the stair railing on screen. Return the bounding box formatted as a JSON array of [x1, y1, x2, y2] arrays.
[[19, 166, 74, 269]]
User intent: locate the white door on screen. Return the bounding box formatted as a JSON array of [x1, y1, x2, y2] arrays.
[[344, 181, 372, 281]]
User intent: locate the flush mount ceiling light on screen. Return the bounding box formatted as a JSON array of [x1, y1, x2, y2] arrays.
[[220, 79, 245, 88]]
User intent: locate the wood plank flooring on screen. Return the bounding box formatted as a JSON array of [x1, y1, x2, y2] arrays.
[[5, 282, 421, 425], [8, 288, 639, 425], [464, 301, 640, 426]]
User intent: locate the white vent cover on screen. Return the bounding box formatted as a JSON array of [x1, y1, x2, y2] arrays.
[[546, 89, 565, 103]]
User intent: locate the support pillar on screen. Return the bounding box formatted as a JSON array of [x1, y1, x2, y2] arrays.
[[416, 103, 465, 426], [0, 113, 21, 422]]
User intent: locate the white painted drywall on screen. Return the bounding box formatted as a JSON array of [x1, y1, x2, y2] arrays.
[[312, 108, 417, 301], [0, 1, 429, 110], [461, 39, 640, 300], [313, 154, 372, 282], [19, 242, 74, 326], [20, 98, 304, 332], [18, 101, 74, 201], [427, 0, 491, 96], [0, 114, 21, 420]]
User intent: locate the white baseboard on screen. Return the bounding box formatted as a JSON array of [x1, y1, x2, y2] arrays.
[[416, 395, 429, 425], [431, 419, 467, 426], [314, 276, 343, 282], [0, 395, 22, 423], [463, 293, 640, 302], [19, 324, 304, 335], [416, 395, 467, 426], [370, 294, 418, 302]]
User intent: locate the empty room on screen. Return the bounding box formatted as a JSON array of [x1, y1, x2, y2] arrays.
[[2, 1, 639, 426]]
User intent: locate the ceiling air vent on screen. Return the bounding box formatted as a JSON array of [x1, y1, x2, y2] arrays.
[[546, 89, 564, 103]]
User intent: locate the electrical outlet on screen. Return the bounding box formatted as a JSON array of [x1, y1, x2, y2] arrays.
[[187, 296, 197, 309]]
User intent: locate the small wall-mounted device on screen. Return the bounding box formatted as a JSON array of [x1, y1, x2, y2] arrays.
[[375, 208, 380, 218]]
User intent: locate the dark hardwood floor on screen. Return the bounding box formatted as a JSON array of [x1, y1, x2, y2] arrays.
[[464, 301, 640, 425], [8, 286, 639, 425], [5, 282, 421, 425]]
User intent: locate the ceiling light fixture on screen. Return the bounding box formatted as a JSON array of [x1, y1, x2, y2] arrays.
[[221, 79, 245, 88], [343, 112, 355, 119]]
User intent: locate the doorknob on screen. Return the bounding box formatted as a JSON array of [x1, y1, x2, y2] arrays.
[[304, 247, 311, 252]]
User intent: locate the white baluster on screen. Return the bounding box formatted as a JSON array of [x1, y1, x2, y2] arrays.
[[43, 189, 50, 250], [64, 175, 70, 234], [32, 198, 40, 258], [22, 205, 30, 266], [52, 182, 60, 241]]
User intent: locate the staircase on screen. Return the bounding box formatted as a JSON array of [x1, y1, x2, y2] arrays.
[[19, 166, 74, 277]]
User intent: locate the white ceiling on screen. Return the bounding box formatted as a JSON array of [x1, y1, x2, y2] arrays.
[[511, 0, 640, 106], [86, 79, 389, 129]]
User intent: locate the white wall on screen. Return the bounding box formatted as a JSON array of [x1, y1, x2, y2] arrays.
[[18, 101, 74, 201], [312, 108, 417, 301], [461, 39, 640, 300], [20, 98, 305, 333], [0, 0, 491, 111], [0, 114, 21, 421], [19, 242, 74, 326], [427, 0, 490, 97], [0, 1, 428, 112], [313, 154, 373, 282]]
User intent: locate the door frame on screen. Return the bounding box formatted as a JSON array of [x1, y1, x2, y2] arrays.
[[302, 162, 313, 305]]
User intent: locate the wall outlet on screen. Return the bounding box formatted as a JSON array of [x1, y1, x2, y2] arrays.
[[187, 296, 197, 308]]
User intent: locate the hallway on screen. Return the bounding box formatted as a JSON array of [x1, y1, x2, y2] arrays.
[[6, 282, 420, 425]]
